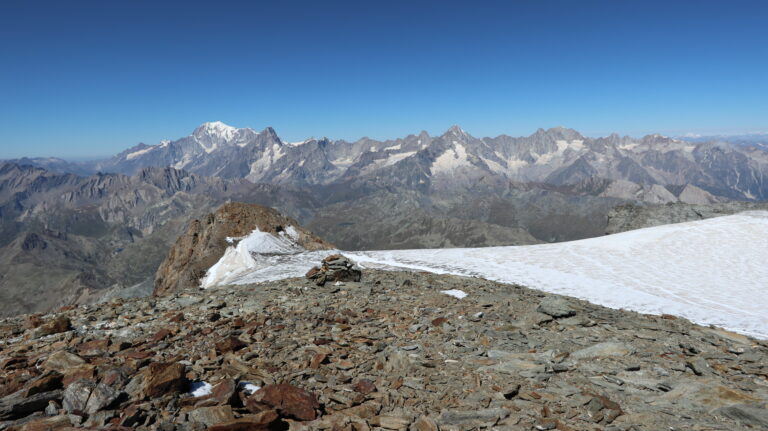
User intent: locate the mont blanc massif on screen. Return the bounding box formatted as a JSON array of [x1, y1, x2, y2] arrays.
[[2, 122, 768, 430]]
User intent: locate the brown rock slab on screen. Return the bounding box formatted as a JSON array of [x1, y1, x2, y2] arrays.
[[42, 351, 85, 372], [0, 390, 64, 421], [32, 316, 71, 338], [353, 379, 376, 395], [207, 410, 279, 431], [142, 362, 187, 398], [188, 405, 235, 427], [24, 371, 63, 397], [215, 336, 246, 353], [250, 384, 319, 421]]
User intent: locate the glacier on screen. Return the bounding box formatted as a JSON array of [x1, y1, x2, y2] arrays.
[[207, 211, 768, 339]]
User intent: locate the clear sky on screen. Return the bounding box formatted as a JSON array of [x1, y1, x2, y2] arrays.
[[1, 0, 767, 158]]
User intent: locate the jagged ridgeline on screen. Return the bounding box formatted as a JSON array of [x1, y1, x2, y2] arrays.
[[9, 122, 768, 202]]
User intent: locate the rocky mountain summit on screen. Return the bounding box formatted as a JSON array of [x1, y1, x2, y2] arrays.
[[154, 203, 333, 296], [606, 201, 768, 234], [1, 269, 767, 430]]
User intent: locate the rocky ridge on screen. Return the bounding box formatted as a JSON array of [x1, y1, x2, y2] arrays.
[[606, 201, 768, 234], [154, 203, 333, 296], [1, 268, 767, 430]]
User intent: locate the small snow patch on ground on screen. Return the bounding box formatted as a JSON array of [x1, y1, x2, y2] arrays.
[[238, 382, 261, 394], [441, 289, 468, 299], [189, 381, 212, 397]]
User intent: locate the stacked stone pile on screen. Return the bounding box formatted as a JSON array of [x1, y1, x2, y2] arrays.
[[305, 255, 362, 287]]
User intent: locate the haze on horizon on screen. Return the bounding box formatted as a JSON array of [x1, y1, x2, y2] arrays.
[[1, 0, 766, 158]]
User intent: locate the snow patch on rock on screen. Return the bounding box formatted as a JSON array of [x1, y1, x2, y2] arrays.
[[125, 146, 156, 160], [200, 227, 306, 288], [189, 381, 213, 397]]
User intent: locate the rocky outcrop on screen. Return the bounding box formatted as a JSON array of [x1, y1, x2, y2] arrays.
[[0, 269, 766, 430], [153, 202, 333, 295], [606, 201, 768, 234]]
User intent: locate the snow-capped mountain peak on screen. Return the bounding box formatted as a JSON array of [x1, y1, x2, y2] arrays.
[[193, 121, 239, 139]]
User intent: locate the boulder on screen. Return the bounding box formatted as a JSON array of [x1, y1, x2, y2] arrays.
[[62, 379, 94, 414], [537, 297, 576, 318], [31, 316, 71, 338], [42, 351, 86, 373], [187, 405, 235, 426], [0, 390, 63, 420], [248, 384, 319, 421], [141, 362, 187, 398]]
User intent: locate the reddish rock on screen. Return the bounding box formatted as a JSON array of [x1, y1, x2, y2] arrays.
[[310, 353, 328, 369], [120, 405, 147, 427], [151, 329, 174, 343], [42, 351, 85, 373], [188, 405, 235, 427], [215, 336, 246, 353], [13, 414, 74, 431], [62, 365, 96, 387], [23, 314, 44, 330], [207, 410, 279, 431], [142, 362, 187, 398], [194, 379, 237, 407], [353, 379, 377, 395], [1, 357, 27, 371], [24, 371, 63, 397], [305, 266, 321, 278], [33, 316, 71, 338], [249, 384, 319, 421], [101, 368, 130, 387], [431, 317, 448, 327], [76, 339, 109, 356], [119, 350, 153, 360]]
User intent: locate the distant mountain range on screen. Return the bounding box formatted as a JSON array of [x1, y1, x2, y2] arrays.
[[2, 122, 768, 316], [8, 122, 768, 201], [678, 133, 768, 151]]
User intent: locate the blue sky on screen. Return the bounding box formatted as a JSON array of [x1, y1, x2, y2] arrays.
[[1, 0, 767, 158]]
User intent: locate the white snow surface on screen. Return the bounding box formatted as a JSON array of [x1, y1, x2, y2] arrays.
[[125, 146, 156, 160], [441, 289, 468, 299], [238, 382, 261, 395], [200, 227, 304, 288], [204, 212, 768, 338], [189, 381, 213, 397]]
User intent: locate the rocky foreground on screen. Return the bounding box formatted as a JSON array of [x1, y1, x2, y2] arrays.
[[1, 269, 768, 430]]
